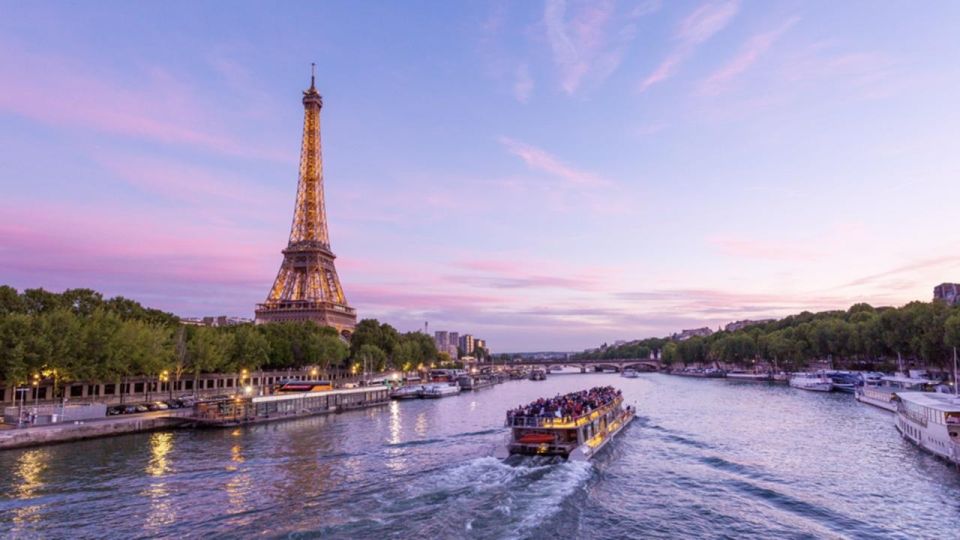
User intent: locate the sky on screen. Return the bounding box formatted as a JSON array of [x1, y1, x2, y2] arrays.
[[2, 1, 960, 352]]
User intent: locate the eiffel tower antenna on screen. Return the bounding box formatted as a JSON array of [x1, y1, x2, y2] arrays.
[[255, 75, 357, 336]]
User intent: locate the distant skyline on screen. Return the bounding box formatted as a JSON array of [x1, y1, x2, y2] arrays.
[[2, 1, 960, 351]]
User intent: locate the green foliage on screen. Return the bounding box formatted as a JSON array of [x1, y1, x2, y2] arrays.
[[0, 285, 443, 385], [575, 300, 960, 369]]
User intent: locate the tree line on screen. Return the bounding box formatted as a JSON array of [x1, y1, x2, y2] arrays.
[[576, 301, 960, 372], [0, 286, 439, 391]]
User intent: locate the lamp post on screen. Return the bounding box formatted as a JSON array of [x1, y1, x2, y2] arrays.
[[16, 386, 28, 428], [32, 373, 40, 423], [239, 369, 248, 396]]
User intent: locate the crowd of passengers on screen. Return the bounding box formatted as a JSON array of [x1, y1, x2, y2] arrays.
[[508, 386, 622, 421]]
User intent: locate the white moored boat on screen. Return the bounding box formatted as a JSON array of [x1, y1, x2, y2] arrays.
[[390, 385, 424, 400], [855, 375, 939, 412], [621, 368, 639, 378], [420, 383, 460, 398], [894, 391, 960, 465], [496, 386, 635, 461], [789, 373, 833, 392], [726, 371, 773, 382]]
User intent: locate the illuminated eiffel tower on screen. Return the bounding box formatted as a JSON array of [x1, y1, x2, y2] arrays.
[[255, 66, 357, 336]]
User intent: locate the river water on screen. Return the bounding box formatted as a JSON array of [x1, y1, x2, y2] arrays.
[[2, 373, 959, 539]]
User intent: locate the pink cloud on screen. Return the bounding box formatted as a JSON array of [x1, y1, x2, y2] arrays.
[[0, 39, 287, 161], [513, 63, 534, 103], [499, 136, 608, 186], [94, 153, 288, 210], [639, 0, 740, 93], [699, 16, 799, 95], [544, 0, 656, 94], [707, 235, 819, 262]]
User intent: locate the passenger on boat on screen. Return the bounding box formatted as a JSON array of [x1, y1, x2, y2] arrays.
[[507, 386, 621, 423]]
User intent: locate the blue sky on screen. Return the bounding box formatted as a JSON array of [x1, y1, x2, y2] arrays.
[[2, 1, 960, 351]]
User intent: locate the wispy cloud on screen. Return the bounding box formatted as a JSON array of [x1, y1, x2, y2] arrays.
[[544, 0, 658, 94], [698, 16, 799, 95], [0, 38, 287, 161], [639, 0, 740, 93], [499, 136, 608, 186], [514, 63, 534, 103], [841, 255, 960, 289]]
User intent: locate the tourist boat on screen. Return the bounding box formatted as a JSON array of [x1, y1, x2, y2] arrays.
[[726, 371, 773, 382], [529, 369, 547, 381], [496, 386, 635, 461], [856, 375, 940, 412], [420, 383, 460, 398], [894, 391, 960, 465], [621, 368, 639, 378], [390, 385, 424, 400], [789, 373, 833, 392]]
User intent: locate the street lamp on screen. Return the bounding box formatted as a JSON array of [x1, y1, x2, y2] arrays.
[[310, 367, 318, 378], [16, 385, 29, 428], [160, 370, 170, 400], [32, 373, 40, 422]]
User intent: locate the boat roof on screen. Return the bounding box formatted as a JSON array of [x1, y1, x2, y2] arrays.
[[897, 392, 960, 412], [252, 386, 382, 403]]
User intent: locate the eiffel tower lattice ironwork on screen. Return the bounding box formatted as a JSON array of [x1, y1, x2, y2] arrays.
[[255, 68, 357, 336]]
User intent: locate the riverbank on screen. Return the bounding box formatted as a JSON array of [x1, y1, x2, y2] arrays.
[[0, 410, 192, 450]]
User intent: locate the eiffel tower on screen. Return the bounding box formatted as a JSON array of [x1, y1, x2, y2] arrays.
[[255, 67, 357, 336]]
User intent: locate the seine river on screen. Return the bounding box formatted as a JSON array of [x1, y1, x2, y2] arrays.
[[2, 373, 960, 539]]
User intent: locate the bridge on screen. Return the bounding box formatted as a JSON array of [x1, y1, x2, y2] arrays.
[[498, 357, 661, 373]]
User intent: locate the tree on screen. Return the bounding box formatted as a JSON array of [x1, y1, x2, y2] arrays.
[[356, 344, 387, 374], [187, 327, 234, 389], [230, 325, 270, 371], [661, 342, 679, 366], [0, 285, 23, 316]]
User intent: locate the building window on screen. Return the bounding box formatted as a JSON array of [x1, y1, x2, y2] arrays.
[[70, 386, 83, 397]]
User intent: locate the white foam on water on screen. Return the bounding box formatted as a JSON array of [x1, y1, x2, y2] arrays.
[[512, 460, 593, 535]]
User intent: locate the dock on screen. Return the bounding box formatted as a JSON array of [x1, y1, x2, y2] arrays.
[[0, 409, 193, 450], [0, 386, 392, 450]]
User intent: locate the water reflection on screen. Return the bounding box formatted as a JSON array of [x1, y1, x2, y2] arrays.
[[12, 448, 49, 528], [225, 443, 252, 522], [385, 400, 408, 474], [143, 432, 175, 531]]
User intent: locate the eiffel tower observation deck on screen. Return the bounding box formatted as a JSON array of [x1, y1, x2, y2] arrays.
[[255, 66, 357, 336]]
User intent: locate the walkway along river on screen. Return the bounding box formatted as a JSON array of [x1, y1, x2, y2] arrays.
[[1, 373, 959, 539]]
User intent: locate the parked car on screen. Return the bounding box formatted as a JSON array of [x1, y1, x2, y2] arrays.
[[150, 402, 169, 411], [163, 399, 181, 409], [123, 405, 139, 414], [134, 405, 149, 413], [107, 405, 124, 416]]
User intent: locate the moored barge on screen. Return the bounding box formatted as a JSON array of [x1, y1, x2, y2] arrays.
[[190, 386, 390, 427], [497, 386, 634, 461]]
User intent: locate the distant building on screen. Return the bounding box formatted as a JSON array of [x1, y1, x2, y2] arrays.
[[672, 327, 713, 341], [460, 334, 475, 354], [724, 319, 776, 332], [448, 332, 459, 351], [181, 316, 253, 327], [434, 331, 449, 349], [934, 283, 960, 306]]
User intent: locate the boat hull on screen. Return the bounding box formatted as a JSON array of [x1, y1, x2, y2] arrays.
[[855, 391, 897, 412], [789, 381, 833, 392], [568, 409, 635, 461]]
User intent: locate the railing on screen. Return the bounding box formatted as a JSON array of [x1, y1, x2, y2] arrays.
[[897, 403, 928, 427], [505, 398, 620, 429]]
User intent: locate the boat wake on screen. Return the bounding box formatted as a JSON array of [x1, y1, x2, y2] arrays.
[[379, 456, 593, 539]]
